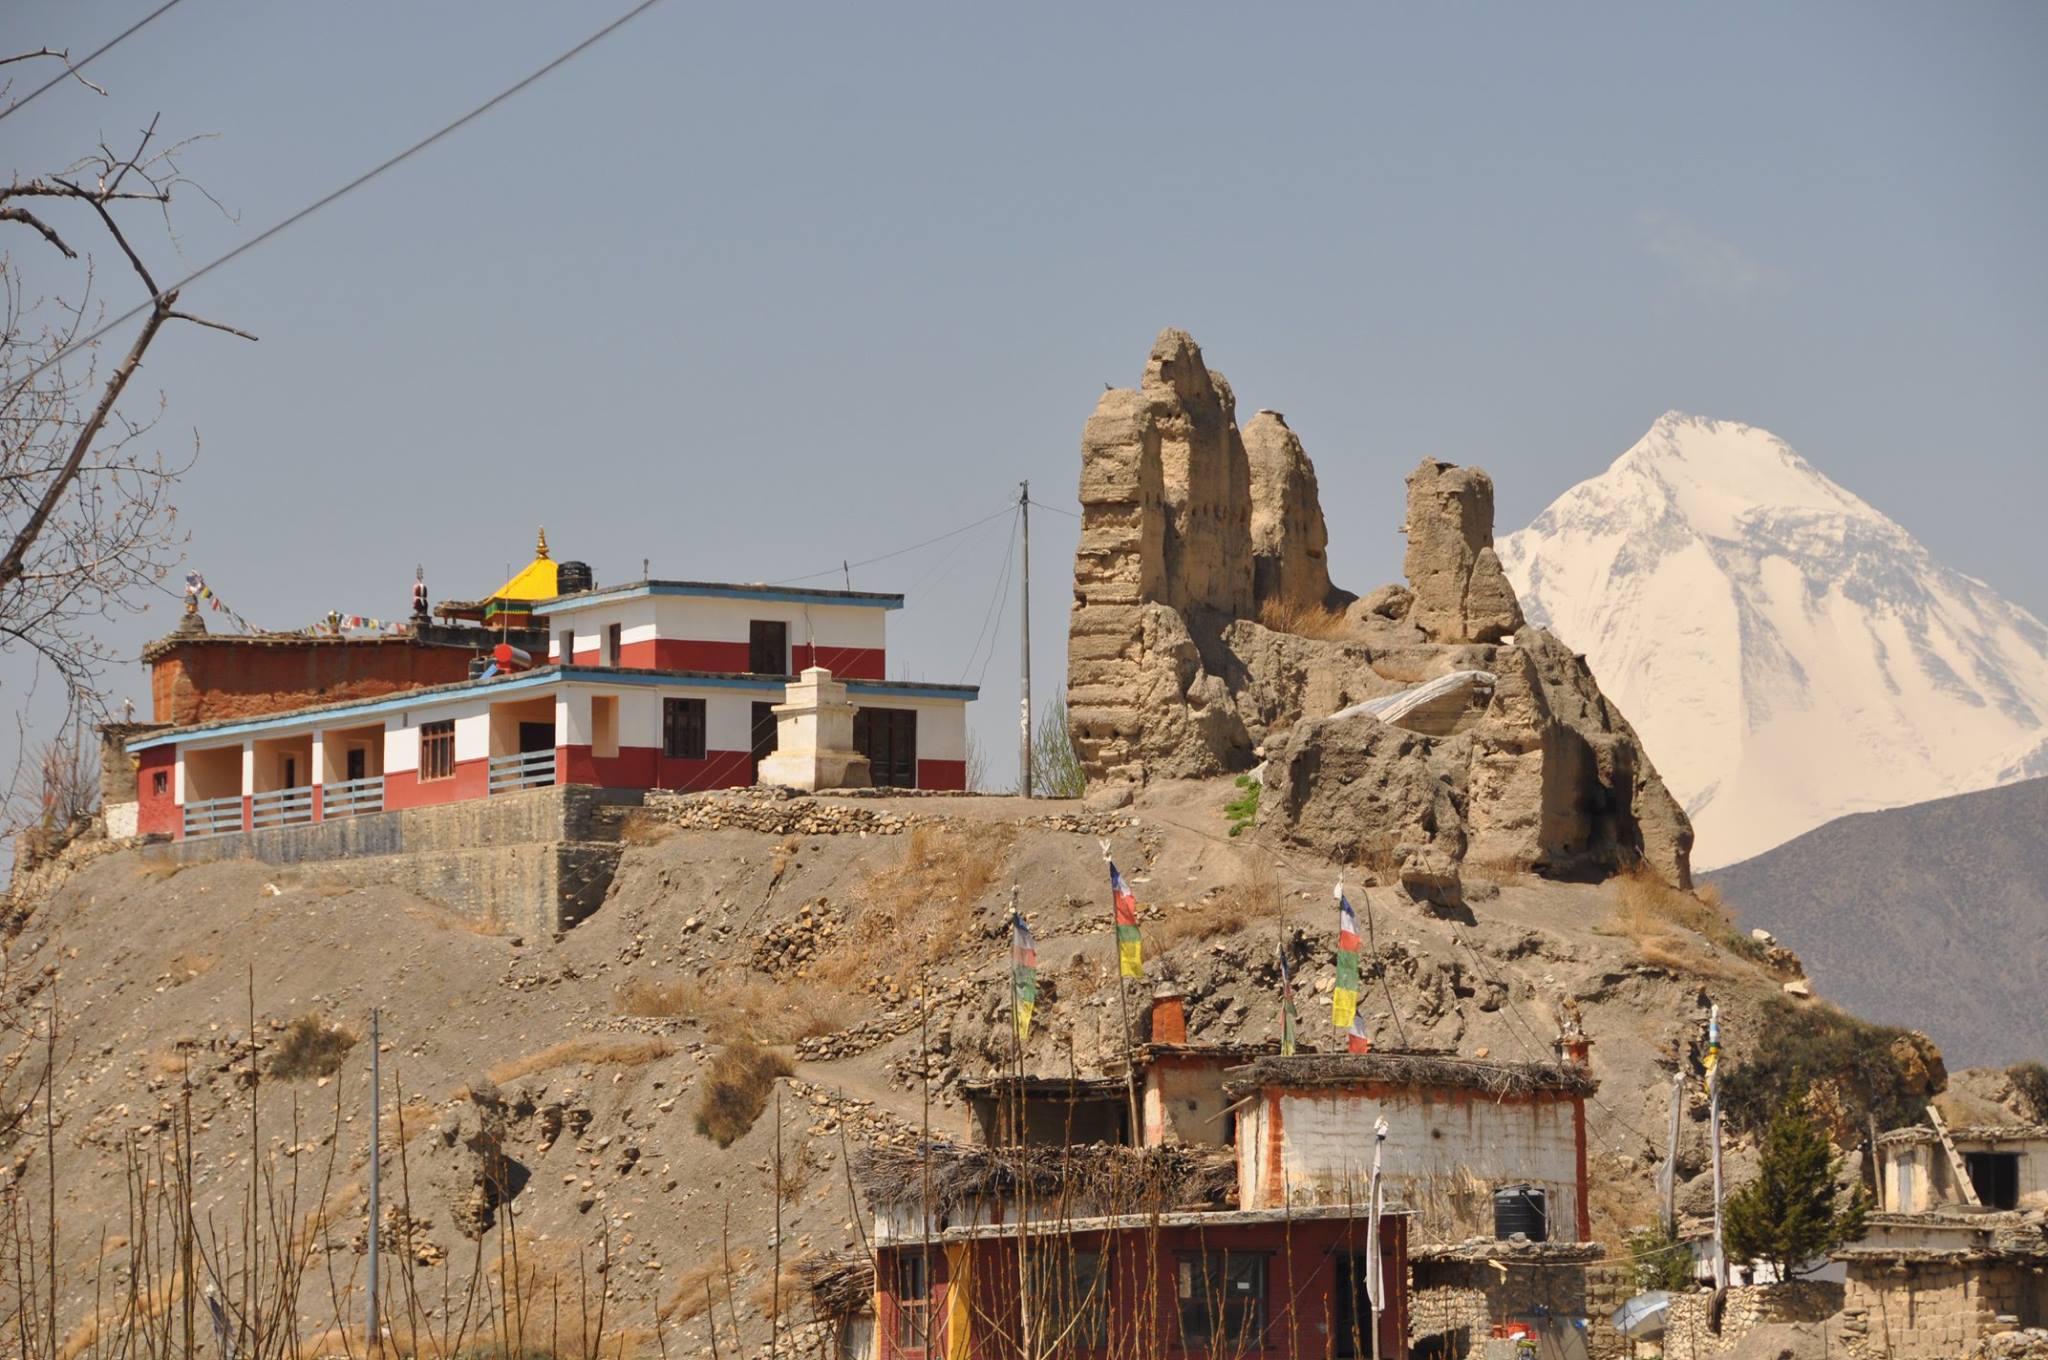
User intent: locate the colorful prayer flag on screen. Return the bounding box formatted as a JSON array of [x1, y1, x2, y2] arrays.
[[1010, 912, 1038, 1043], [1347, 1009, 1372, 1054], [1332, 884, 1362, 1030], [1703, 1005, 1720, 1079], [1107, 858, 1143, 979], [1279, 946, 1300, 1056]]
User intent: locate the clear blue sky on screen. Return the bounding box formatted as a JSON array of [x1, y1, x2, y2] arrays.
[[7, 1, 2044, 787]]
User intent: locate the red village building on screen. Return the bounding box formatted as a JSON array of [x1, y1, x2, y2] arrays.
[[821, 992, 1601, 1360], [113, 533, 974, 840]]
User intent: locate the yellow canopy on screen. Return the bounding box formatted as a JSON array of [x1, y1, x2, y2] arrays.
[[490, 528, 558, 603]]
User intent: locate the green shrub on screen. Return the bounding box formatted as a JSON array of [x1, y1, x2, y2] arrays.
[[267, 1013, 356, 1081], [1724, 1097, 1869, 1280], [1625, 1221, 1695, 1294], [694, 1038, 794, 1147], [1224, 775, 1260, 837], [1718, 997, 1930, 1136]]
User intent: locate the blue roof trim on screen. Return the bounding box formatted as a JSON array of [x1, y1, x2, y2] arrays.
[[126, 667, 978, 752], [535, 581, 904, 615]]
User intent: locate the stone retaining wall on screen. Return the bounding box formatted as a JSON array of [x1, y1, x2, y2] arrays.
[[1662, 1281, 1843, 1360], [139, 786, 641, 937], [1844, 1258, 2047, 1358], [1408, 1258, 1590, 1357]]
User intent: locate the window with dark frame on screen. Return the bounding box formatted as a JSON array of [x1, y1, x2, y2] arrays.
[[606, 622, 623, 667], [749, 619, 788, 676], [1176, 1250, 1266, 1352], [894, 1253, 931, 1351], [1330, 1251, 1385, 1358], [151, 771, 168, 796], [419, 720, 456, 782], [558, 629, 575, 662], [663, 698, 707, 760]]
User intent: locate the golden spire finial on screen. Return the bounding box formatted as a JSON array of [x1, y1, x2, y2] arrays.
[[536, 526, 549, 560]]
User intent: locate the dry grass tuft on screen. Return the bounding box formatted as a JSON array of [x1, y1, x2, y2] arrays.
[[137, 858, 185, 882], [661, 1248, 755, 1322], [817, 823, 1015, 989], [694, 1038, 793, 1147], [746, 1257, 812, 1321], [268, 1013, 356, 1081], [1154, 860, 1285, 952], [618, 809, 674, 846], [488, 1036, 672, 1085], [403, 898, 509, 937], [769, 833, 801, 884], [165, 951, 215, 985], [141, 1047, 188, 1081], [1609, 865, 1763, 971], [615, 975, 833, 1044], [1257, 597, 1352, 640]]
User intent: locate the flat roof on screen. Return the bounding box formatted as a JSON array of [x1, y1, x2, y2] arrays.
[[534, 579, 904, 615], [127, 664, 976, 752], [1877, 1123, 2048, 1147], [1225, 1051, 1596, 1099], [901, 1202, 1417, 1245]]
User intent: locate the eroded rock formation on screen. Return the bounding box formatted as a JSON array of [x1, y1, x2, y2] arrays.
[[1068, 329, 1693, 895]]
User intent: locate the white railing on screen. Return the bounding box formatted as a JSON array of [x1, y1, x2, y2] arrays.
[[322, 775, 383, 818], [250, 785, 315, 830], [183, 794, 243, 839], [488, 749, 555, 794]]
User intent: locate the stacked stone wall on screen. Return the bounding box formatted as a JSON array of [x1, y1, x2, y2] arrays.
[[1408, 1259, 1590, 1356], [1661, 1281, 1843, 1360], [138, 785, 639, 937], [1843, 1260, 2042, 1358]]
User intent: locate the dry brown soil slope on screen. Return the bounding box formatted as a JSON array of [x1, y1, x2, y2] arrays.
[[7, 783, 1824, 1354]]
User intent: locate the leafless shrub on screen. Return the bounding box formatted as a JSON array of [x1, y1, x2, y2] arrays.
[[694, 1038, 793, 1147], [486, 1036, 671, 1084], [266, 1011, 355, 1080]]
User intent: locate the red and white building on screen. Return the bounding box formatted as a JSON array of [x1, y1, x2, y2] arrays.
[[126, 578, 974, 840]]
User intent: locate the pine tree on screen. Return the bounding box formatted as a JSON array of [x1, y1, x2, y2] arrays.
[[1723, 1097, 1869, 1281]]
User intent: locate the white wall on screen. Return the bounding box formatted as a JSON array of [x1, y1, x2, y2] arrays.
[[1241, 1088, 1585, 1242], [384, 697, 493, 772], [544, 593, 889, 661]]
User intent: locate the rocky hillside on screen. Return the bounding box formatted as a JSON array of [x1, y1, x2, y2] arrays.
[[1499, 412, 2048, 868], [0, 780, 1874, 1355], [1710, 776, 2048, 1067]]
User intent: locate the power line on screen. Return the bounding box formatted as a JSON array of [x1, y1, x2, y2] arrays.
[[956, 509, 1018, 685], [770, 501, 1016, 586], [7, 0, 665, 399], [1026, 497, 1078, 521], [0, 0, 189, 124]]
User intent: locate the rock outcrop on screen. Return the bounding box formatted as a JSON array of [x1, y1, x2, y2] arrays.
[[1402, 458, 1524, 644], [1067, 329, 1694, 894]]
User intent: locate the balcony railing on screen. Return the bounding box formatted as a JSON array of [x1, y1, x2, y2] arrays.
[[488, 749, 555, 794], [250, 785, 315, 830], [183, 794, 243, 839], [323, 775, 383, 818]]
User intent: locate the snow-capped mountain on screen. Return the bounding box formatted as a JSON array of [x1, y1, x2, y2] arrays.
[[1498, 412, 2048, 868]]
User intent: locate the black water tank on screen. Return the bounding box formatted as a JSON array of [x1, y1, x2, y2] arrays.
[[556, 560, 593, 594], [1493, 1185, 1548, 1241]]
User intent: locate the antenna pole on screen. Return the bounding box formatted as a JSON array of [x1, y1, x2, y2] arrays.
[[1018, 481, 1032, 798]]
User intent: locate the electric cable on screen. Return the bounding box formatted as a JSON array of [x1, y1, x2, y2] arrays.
[[0, 0, 189, 124], [769, 501, 1016, 587], [7, 0, 665, 400]]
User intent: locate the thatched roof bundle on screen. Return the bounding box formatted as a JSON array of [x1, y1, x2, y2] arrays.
[[852, 1139, 1236, 1213], [1225, 1051, 1595, 1099]]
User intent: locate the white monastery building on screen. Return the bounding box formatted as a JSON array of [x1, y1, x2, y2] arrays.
[[123, 544, 975, 840]]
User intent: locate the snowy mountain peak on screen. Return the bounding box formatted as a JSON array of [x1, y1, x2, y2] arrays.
[[1501, 415, 2048, 868]]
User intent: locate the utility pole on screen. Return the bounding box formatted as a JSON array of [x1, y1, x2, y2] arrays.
[[1708, 1002, 1726, 1291], [1018, 480, 1032, 798], [366, 1007, 380, 1354]]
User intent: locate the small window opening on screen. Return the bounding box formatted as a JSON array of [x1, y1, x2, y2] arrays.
[[1965, 1151, 2022, 1210], [419, 720, 456, 782], [152, 771, 169, 796], [605, 622, 623, 667]]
